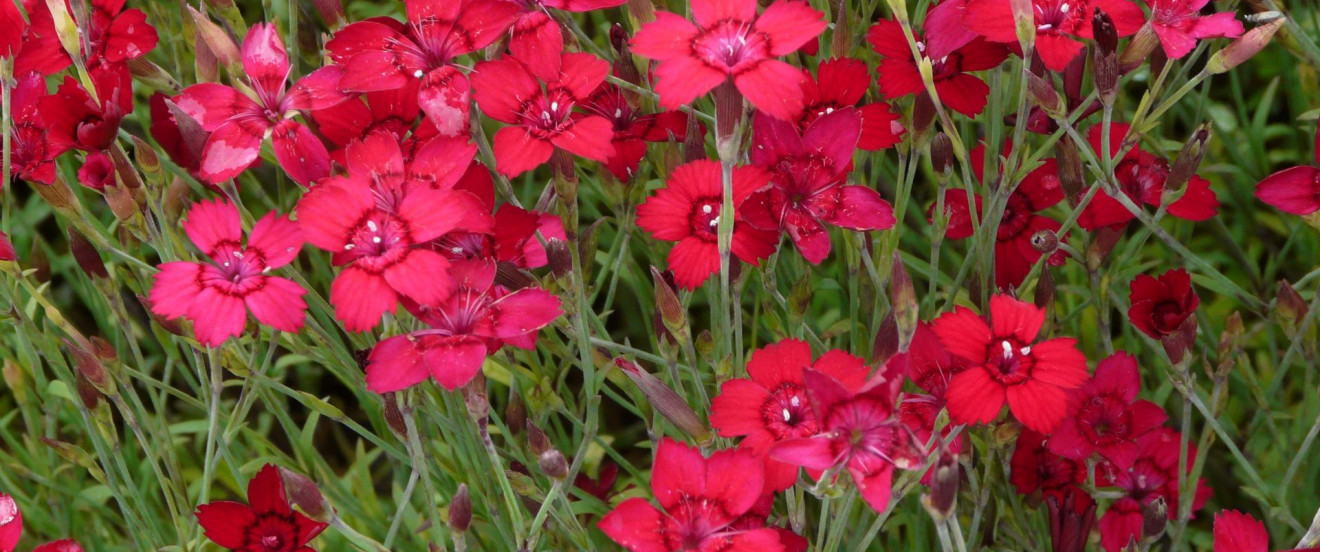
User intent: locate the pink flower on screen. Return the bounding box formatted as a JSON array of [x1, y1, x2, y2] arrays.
[[296, 133, 489, 332], [501, 0, 626, 81], [1255, 120, 1320, 215], [964, 0, 1146, 71], [492, 206, 567, 269], [149, 199, 307, 347], [326, 0, 519, 134], [580, 82, 693, 181], [629, 0, 828, 120], [172, 23, 348, 184], [635, 160, 779, 290], [1080, 123, 1219, 230], [2, 0, 71, 76], [1150, 0, 1244, 59], [470, 51, 616, 177], [0, 493, 20, 552], [742, 108, 896, 264], [1047, 352, 1168, 467], [710, 339, 871, 491], [598, 438, 789, 552], [770, 368, 915, 513], [77, 151, 117, 190], [33, 541, 83, 552], [867, 18, 1010, 117], [365, 262, 562, 392], [797, 57, 905, 150]]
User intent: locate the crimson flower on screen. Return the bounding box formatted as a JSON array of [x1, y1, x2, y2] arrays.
[[1255, 120, 1320, 215], [1009, 428, 1088, 502], [80, 0, 159, 72], [1097, 428, 1211, 552], [728, 494, 809, 552], [195, 464, 327, 552], [867, 18, 1010, 118], [503, 0, 626, 81], [492, 206, 567, 269], [149, 92, 209, 181], [38, 72, 129, 152], [7, 72, 61, 184], [173, 23, 347, 184], [629, 0, 827, 121], [1047, 352, 1168, 467], [931, 294, 1089, 433], [1150, 0, 1243, 59], [797, 57, 904, 150], [33, 541, 83, 552], [743, 108, 896, 264], [770, 368, 915, 513], [471, 51, 615, 177], [297, 133, 488, 332], [964, 0, 1145, 71], [934, 143, 1067, 290], [1214, 511, 1320, 552], [327, 0, 519, 135], [0, 233, 15, 263], [0, 493, 19, 552], [635, 160, 778, 290], [1127, 268, 1199, 340], [1079, 123, 1219, 230], [710, 339, 871, 491], [309, 87, 423, 161], [365, 262, 562, 392], [0, 0, 70, 76], [580, 82, 691, 180], [150, 199, 307, 347], [78, 151, 117, 190], [598, 438, 789, 552]]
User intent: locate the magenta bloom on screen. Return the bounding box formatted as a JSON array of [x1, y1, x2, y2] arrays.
[[470, 51, 615, 177], [1255, 120, 1320, 215], [297, 133, 488, 332], [867, 18, 1010, 118], [1149, 0, 1243, 59], [6, 72, 61, 184], [580, 82, 692, 181], [964, 0, 1145, 71], [598, 438, 789, 552], [38, 72, 129, 152], [149, 200, 307, 346], [502, 0, 626, 81], [172, 23, 347, 184], [0, 493, 20, 552], [770, 369, 914, 513], [1097, 428, 1211, 552], [195, 464, 327, 552], [743, 108, 896, 264], [1080, 123, 1219, 230], [629, 0, 827, 120], [1047, 352, 1168, 467], [365, 262, 562, 392], [710, 339, 870, 491], [797, 58, 904, 150]]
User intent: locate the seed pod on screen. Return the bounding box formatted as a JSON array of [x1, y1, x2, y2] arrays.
[[34, 177, 78, 212], [615, 358, 711, 443], [448, 484, 472, 534], [1206, 18, 1285, 74], [279, 467, 332, 522]]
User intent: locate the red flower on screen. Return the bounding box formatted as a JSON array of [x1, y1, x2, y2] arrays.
[[149, 92, 211, 181], [964, 0, 1145, 71], [1, 0, 71, 76], [580, 82, 692, 180], [327, 0, 519, 135], [933, 143, 1067, 290], [770, 368, 914, 513], [1097, 428, 1211, 552], [1047, 352, 1168, 467], [80, 0, 159, 72], [173, 23, 348, 184], [742, 108, 896, 264], [1080, 123, 1219, 230], [492, 206, 567, 269], [0, 493, 20, 552], [38, 72, 129, 152], [149, 199, 307, 347], [797, 58, 905, 150], [364, 261, 562, 392], [77, 151, 117, 190], [297, 133, 487, 332], [1255, 120, 1320, 215], [7, 72, 62, 184], [308, 86, 423, 161], [1214, 510, 1320, 552], [1009, 428, 1087, 501], [0, 233, 15, 263], [1127, 268, 1199, 339], [470, 51, 616, 177], [629, 0, 827, 120], [635, 160, 778, 290], [598, 438, 789, 552], [931, 294, 1089, 433], [728, 494, 810, 552], [502, 0, 626, 81], [710, 339, 870, 491], [867, 18, 1010, 117], [33, 541, 83, 552], [1150, 0, 1243, 59], [195, 464, 327, 552], [894, 322, 971, 399]]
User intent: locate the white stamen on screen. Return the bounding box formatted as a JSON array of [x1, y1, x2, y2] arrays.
[[1060, 3, 1070, 13], [344, 244, 355, 250], [550, 101, 559, 111], [1001, 341, 1014, 357], [1020, 346, 1032, 355], [702, 205, 713, 214], [709, 216, 720, 227], [614, 108, 623, 118], [825, 107, 834, 114], [233, 251, 243, 259], [413, 70, 424, 78], [790, 396, 801, 407], [782, 408, 792, 422], [1037, 23, 1054, 30], [367, 220, 378, 232], [372, 236, 382, 244], [451, 247, 464, 254]]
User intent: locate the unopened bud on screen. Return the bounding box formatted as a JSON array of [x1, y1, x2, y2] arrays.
[[194, 25, 219, 82], [1276, 280, 1309, 338], [1215, 312, 1244, 374], [683, 112, 706, 163], [891, 253, 917, 350], [544, 239, 572, 278], [1118, 23, 1160, 73], [527, 422, 551, 455], [382, 392, 408, 439], [68, 229, 108, 280], [34, 177, 78, 212], [922, 451, 960, 520], [505, 394, 527, 436], [609, 24, 642, 90], [652, 266, 689, 344], [1165, 124, 1211, 199], [127, 58, 181, 91], [1056, 136, 1086, 202], [448, 484, 472, 534], [1011, 0, 1036, 48], [312, 0, 346, 28], [872, 311, 899, 365], [912, 93, 936, 136], [1206, 18, 1285, 74], [137, 294, 185, 336], [1031, 229, 1059, 256], [463, 376, 489, 422], [279, 467, 332, 522], [625, 0, 655, 24], [1141, 496, 1167, 541], [931, 133, 955, 174], [64, 339, 115, 398], [1092, 9, 1119, 57], [614, 358, 711, 443], [188, 7, 241, 70], [1086, 227, 1123, 269], [1034, 266, 1055, 311], [75, 368, 101, 409], [713, 82, 743, 155], [132, 136, 162, 183], [1025, 71, 1064, 119], [538, 449, 569, 480], [1063, 52, 1086, 105], [104, 179, 141, 223]]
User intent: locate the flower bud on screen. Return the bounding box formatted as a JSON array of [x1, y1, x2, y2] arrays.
[[1141, 496, 1167, 541], [0, 232, 16, 264], [1118, 23, 1160, 73], [0, 493, 22, 552], [505, 394, 527, 436], [652, 266, 689, 345], [109, 144, 145, 190], [187, 7, 241, 70], [1011, 0, 1036, 48], [609, 24, 642, 90], [1092, 9, 1119, 58], [312, 0, 346, 28], [931, 133, 955, 175], [912, 93, 936, 137], [871, 311, 899, 365], [683, 112, 707, 163], [891, 252, 918, 351], [1165, 124, 1211, 200], [545, 238, 573, 278], [278, 467, 333, 522], [127, 58, 181, 92], [34, 177, 78, 212], [538, 449, 569, 480], [614, 358, 711, 443], [1276, 280, 1309, 338], [463, 375, 490, 422], [67, 229, 108, 280], [1086, 227, 1123, 269], [713, 82, 743, 154], [382, 392, 409, 439], [64, 339, 115, 398], [1206, 18, 1285, 74], [625, 0, 655, 24], [137, 294, 186, 336], [526, 422, 551, 456], [1025, 71, 1064, 119], [922, 451, 960, 521], [1062, 52, 1086, 106], [448, 484, 472, 534], [193, 25, 219, 83], [1056, 136, 1086, 202]]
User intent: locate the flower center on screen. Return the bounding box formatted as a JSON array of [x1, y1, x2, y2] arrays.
[[1076, 395, 1130, 444], [987, 339, 1035, 384], [1151, 300, 1185, 333], [760, 384, 817, 439], [1033, 0, 1083, 33], [692, 20, 768, 71], [523, 89, 576, 135], [689, 198, 723, 241], [345, 214, 412, 265]]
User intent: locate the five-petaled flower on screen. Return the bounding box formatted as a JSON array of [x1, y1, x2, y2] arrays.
[[1127, 268, 1199, 340], [932, 294, 1089, 433], [149, 199, 308, 347], [796, 57, 905, 150], [963, 0, 1145, 71], [195, 464, 328, 552], [1097, 428, 1210, 552], [1047, 352, 1168, 467], [1080, 123, 1219, 230], [629, 0, 828, 120]]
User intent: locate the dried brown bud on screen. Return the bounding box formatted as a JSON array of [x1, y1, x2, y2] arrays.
[[505, 394, 527, 436], [615, 358, 711, 443], [1086, 227, 1123, 269], [931, 133, 955, 175], [68, 228, 109, 280], [1031, 229, 1059, 256], [609, 24, 643, 90], [1207, 18, 1285, 74], [382, 392, 409, 439], [448, 484, 472, 534], [1056, 136, 1086, 202], [463, 376, 489, 422], [279, 467, 332, 522], [923, 451, 960, 520], [1035, 266, 1056, 311], [538, 449, 569, 480]]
